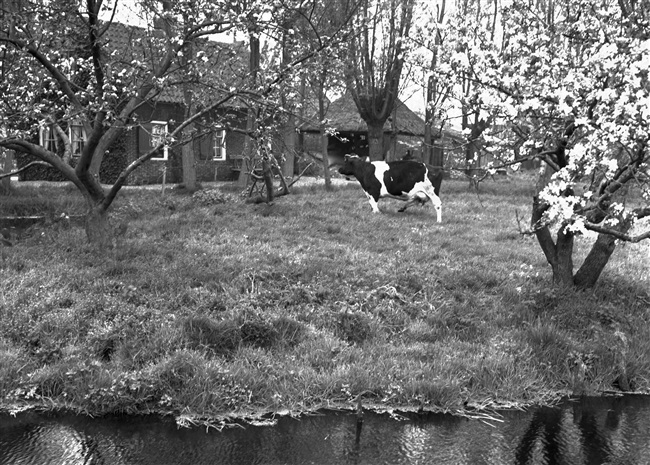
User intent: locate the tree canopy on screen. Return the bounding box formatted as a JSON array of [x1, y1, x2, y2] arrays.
[[436, 0, 649, 287], [344, 0, 416, 160]]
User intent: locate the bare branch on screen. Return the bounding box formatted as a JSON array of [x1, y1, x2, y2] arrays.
[[583, 221, 650, 243], [515, 209, 537, 235], [483, 149, 558, 172], [51, 122, 73, 164], [0, 161, 51, 180], [0, 139, 88, 195]]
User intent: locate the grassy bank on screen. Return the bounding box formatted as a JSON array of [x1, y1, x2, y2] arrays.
[[1, 175, 649, 423]]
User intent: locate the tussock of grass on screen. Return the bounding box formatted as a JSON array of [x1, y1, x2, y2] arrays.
[[1, 175, 649, 421], [183, 317, 242, 355]]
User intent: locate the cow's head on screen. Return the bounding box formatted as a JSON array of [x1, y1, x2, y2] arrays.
[[338, 154, 365, 176]]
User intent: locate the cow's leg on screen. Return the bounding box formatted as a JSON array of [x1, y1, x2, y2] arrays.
[[423, 189, 442, 223], [364, 192, 381, 213], [398, 198, 419, 212], [433, 199, 442, 223]]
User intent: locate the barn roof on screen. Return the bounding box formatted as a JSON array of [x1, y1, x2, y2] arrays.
[[300, 95, 426, 136]]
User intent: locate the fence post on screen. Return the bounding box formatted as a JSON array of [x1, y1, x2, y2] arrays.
[[161, 166, 167, 194]]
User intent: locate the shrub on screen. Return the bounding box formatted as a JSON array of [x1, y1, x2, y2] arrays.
[[192, 188, 237, 206]]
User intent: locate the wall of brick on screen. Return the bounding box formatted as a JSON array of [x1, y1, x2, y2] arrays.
[[126, 104, 249, 185], [18, 106, 289, 186]]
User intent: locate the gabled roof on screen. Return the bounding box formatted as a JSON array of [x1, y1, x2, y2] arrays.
[[102, 22, 248, 106], [300, 95, 426, 136]]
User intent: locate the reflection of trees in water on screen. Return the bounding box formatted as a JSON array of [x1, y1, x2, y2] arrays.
[[514, 398, 637, 464], [5, 397, 650, 463], [572, 399, 613, 465], [515, 406, 565, 464], [570, 396, 650, 464]]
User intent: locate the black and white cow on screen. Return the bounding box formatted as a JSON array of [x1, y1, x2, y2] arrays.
[[339, 154, 442, 222]]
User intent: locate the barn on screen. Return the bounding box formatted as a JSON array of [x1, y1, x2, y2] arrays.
[[299, 95, 463, 170]]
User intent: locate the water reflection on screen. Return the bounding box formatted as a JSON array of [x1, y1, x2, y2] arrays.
[[2, 395, 650, 464], [514, 396, 650, 464]]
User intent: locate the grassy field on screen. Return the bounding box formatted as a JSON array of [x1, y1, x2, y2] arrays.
[[1, 175, 649, 424]]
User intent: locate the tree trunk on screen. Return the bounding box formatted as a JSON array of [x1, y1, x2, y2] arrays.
[[423, 60, 435, 166], [1, 150, 13, 194], [385, 106, 398, 162], [465, 119, 486, 188], [367, 122, 385, 161], [535, 226, 576, 287], [465, 135, 481, 178], [237, 111, 257, 188], [424, 102, 445, 168], [238, 31, 261, 189], [280, 25, 295, 179], [88, 145, 102, 179], [262, 156, 274, 204], [423, 124, 432, 165], [432, 144, 444, 169], [85, 206, 113, 250], [282, 115, 296, 178], [532, 195, 576, 287], [553, 228, 575, 286], [317, 76, 331, 189], [574, 233, 617, 288], [272, 154, 290, 195], [181, 142, 197, 191], [181, 40, 197, 192], [297, 76, 306, 157], [424, 2, 447, 169], [320, 129, 331, 190]]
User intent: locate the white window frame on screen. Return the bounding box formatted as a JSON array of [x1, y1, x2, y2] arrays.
[[69, 120, 87, 158], [39, 123, 58, 152], [212, 127, 226, 161], [150, 120, 169, 161]]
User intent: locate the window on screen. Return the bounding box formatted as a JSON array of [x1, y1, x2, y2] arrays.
[[150, 121, 169, 160], [39, 121, 87, 157], [194, 127, 226, 161], [213, 127, 226, 161], [39, 124, 58, 153], [138, 121, 169, 160], [69, 120, 87, 158]]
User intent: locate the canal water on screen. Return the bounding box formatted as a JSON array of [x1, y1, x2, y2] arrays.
[[1, 395, 649, 464]]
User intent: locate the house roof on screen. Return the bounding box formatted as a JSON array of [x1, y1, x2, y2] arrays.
[[300, 95, 427, 136], [103, 22, 248, 107]]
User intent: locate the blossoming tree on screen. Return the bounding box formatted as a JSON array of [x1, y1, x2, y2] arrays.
[[0, 0, 350, 248], [447, 0, 649, 287], [0, 0, 249, 247]]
